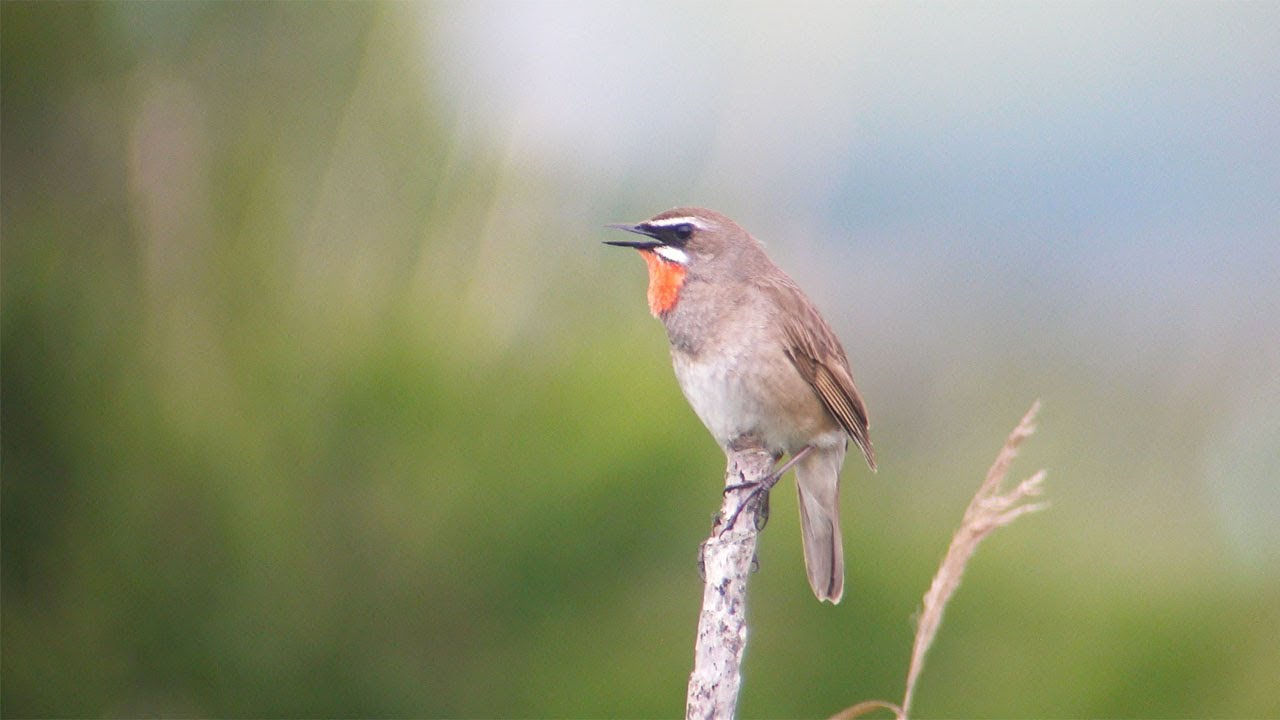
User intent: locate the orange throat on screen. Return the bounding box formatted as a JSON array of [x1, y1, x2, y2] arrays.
[[639, 250, 687, 317]]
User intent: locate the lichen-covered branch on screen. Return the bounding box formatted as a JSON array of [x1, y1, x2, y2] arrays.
[[686, 447, 775, 720]]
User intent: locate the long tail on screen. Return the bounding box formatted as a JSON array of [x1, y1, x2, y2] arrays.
[[794, 443, 846, 604]]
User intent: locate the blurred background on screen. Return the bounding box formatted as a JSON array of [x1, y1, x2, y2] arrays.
[[3, 2, 1278, 717]]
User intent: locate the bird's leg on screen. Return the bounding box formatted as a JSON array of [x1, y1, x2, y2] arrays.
[[721, 445, 815, 533], [723, 445, 813, 494]]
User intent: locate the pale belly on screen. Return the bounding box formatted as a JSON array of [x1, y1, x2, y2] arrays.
[[671, 345, 844, 455]]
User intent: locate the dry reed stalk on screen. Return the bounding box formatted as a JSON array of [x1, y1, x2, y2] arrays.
[[832, 400, 1048, 720]]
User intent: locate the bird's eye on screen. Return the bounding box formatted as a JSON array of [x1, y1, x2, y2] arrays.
[[673, 223, 694, 242]]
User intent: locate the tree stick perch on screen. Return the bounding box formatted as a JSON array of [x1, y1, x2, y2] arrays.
[[686, 446, 776, 720]]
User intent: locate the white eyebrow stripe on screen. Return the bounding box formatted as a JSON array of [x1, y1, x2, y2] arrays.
[[645, 216, 704, 229], [653, 245, 690, 264]]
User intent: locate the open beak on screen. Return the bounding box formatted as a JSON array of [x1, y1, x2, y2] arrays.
[[603, 223, 661, 249]]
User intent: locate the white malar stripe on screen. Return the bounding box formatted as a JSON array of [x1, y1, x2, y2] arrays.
[[646, 216, 703, 230], [654, 245, 690, 264]]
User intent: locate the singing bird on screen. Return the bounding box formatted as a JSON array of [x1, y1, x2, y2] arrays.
[[605, 207, 875, 603]]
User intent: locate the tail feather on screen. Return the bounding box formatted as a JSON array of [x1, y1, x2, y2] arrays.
[[794, 444, 846, 604]]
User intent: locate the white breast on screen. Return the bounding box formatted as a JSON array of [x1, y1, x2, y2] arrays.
[[670, 338, 842, 455]]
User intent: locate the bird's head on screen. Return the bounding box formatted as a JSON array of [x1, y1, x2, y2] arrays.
[[605, 207, 748, 317]]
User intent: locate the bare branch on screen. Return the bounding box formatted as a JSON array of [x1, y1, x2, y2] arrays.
[[686, 447, 775, 720]]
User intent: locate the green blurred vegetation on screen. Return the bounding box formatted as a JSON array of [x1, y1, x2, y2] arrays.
[[3, 3, 1277, 718], [2, 4, 707, 715]]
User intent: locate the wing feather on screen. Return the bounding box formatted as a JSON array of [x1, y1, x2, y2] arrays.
[[768, 280, 877, 471]]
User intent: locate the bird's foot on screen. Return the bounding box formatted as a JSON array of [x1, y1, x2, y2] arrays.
[[720, 471, 778, 534], [719, 445, 818, 535]]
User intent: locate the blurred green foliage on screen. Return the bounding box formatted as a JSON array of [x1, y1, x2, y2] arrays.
[[3, 3, 1277, 718]]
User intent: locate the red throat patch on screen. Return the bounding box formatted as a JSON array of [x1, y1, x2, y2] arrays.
[[639, 250, 687, 317]]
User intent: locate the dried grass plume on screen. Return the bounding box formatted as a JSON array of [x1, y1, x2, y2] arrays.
[[833, 400, 1049, 720]]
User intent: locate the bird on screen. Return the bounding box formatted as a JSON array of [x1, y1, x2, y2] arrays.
[[604, 207, 876, 604]]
